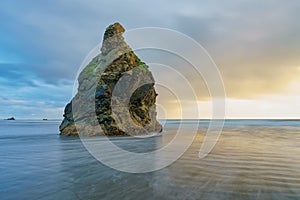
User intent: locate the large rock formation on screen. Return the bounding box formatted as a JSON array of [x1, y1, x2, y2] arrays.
[[59, 22, 162, 136]]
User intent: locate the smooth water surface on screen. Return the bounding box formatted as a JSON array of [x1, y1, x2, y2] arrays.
[[1, 120, 300, 199]]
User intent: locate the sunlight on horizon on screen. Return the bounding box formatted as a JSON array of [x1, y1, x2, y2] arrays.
[[156, 77, 300, 119]]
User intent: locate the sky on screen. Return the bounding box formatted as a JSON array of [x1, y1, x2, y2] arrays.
[[0, 0, 299, 119]]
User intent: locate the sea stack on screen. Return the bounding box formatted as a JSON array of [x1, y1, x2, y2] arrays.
[[59, 22, 162, 136], [6, 117, 15, 120]]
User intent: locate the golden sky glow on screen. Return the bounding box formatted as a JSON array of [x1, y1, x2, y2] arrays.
[[0, 1, 299, 119], [153, 65, 300, 119]]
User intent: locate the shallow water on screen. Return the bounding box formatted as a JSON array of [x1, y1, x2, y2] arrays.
[[1, 120, 300, 199]]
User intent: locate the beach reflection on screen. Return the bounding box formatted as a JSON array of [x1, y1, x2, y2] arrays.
[[1, 120, 300, 199]]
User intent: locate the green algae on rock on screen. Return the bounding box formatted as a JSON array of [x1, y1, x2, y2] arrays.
[[59, 22, 162, 136]]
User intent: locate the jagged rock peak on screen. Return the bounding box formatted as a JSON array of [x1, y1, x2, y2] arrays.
[[103, 22, 125, 40], [101, 22, 126, 55]]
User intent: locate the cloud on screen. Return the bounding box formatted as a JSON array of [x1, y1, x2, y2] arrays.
[[0, 0, 299, 118], [168, 0, 300, 98], [0, 68, 73, 118], [1, 0, 299, 90], [0, 98, 27, 105]]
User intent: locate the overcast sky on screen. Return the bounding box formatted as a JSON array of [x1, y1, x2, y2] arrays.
[[0, 0, 299, 119]]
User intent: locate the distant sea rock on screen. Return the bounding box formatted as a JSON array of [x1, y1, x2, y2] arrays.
[[6, 117, 15, 120], [59, 22, 162, 136]]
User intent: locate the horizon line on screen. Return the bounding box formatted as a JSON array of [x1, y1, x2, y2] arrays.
[[2, 118, 299, 121]]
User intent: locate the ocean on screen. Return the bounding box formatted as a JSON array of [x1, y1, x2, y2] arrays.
[[1, 120, 300, 200]]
